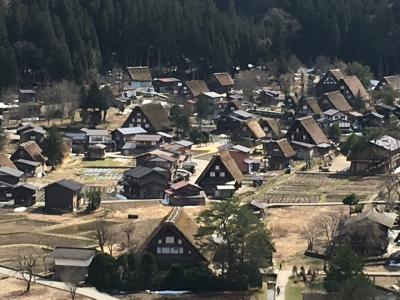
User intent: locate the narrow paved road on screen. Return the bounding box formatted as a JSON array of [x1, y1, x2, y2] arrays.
[[0, 266, 118, 300], [275, 271, 292, 300]]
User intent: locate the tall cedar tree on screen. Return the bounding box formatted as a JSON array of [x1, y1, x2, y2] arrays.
[[41, 126, 66, 169], [196, 198, 274, 288], [324, 247, 376, 299]]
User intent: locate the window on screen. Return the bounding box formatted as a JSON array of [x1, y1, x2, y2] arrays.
[[145, 123, 150, 128], [158, 239, 162, 244], [136, 112, 141, 116], [161, 247, 171, 254], [171, 247, 179, 254], [210, 172, 216, 177], [303, 135, 307, 140], [220, 172, 226, 177], [166, 236, 174, 244], [179, 247, 184, 254], [136, 118, 141, 123], [296, 128, 299, 133], [157, 247, 161, 254], [178, 239, 182, 244], [215, 165, 220, 171], [291, 134, 294, 139]]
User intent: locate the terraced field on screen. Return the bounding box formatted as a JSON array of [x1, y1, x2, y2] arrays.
[[253, 173, 386, 204]]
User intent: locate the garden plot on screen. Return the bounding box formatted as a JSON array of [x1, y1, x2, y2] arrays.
[[0, 232, 96, 248], [80, 168, 125, 181], [255, 173, 385, 204]]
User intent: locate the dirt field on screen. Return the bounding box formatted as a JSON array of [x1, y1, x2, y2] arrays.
[[0, 276, 90, 300], [268, 206, 347, 268]]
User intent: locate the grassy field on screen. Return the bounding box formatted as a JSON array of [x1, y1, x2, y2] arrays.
[[285, 279, 302, 300]]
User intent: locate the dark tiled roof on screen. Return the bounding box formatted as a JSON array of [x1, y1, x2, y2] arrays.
[[0, 166, 24, 178], [50, 247, 96, 260], [48, 179, 84, 192]]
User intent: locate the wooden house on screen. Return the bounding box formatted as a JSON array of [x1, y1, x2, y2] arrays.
[[45, 179, 84, 212], [126, 66, 152, 89], [182, 80, 209, 100], [284, 93, 300, 110], [122, 103, 172, 133], [121, 166, 170, 199], [296, 97, 322, 118], [136, 152, 178, 176], [111, 127, 147, 150], [50, 247, 96, 282], [218, 144, 252, 174], [375, 75, 400, 92], [19, 126, 45, 144], [11, 141, 47, 172], [348, 135, 400, 175], [232, 119, 266, 147], [317, 109, 351, 133], [264, 139, 295, 170], [375, 103, 397, 120], [195, 151, 244, 196], [13, 159, 43, 177], [85, 144, 106, 160], [359, 112, 385, 129], [63, 132, 87, 154], [258, 89, 282, 107], [334, 208, 395, 257], [80, 128, 114, 150], [315, 69, 344, 96], [13, 183, 37, 206], [0, 154, 16, 169], [286, 116, 330, 159], [337, 76, 371, 111], [208, 72, 234, 94], [216, 109, 254, 133], [0, 167, 24, 201], [130, 134, 162, 150], [319, 91, 352, 113], [141, 207, 208, 269], [164, 181, 205, 206], [259, 117, 281, 140], [18, 89, 36, 103], [153, 78, 181, 93]]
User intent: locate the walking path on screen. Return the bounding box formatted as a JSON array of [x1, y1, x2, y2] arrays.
[[275, 270, 292, 300], [0, 266, 118, 300]]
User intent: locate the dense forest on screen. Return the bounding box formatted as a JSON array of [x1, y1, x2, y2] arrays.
[[1, 0, 400, 89]]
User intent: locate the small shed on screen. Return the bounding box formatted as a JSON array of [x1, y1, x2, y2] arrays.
[[85, 144, 106, 160], [13, 183, 37, 206], [50, 247, 96, 282], [214, 184, 236, 200]]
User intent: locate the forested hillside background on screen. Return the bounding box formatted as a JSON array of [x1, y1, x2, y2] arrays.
[[0, 0, 399, 89]]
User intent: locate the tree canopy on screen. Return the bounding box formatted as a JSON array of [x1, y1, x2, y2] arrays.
[[2, 0, 400, 89], [196, 198, 274, 289], [324, 246, 376, 299]]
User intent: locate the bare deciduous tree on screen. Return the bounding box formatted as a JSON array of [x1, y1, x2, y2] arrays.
[[61, 270, 80, 300], [317, 211, 345, 247], [16, 250, 36, 292], [93, 217, 109, 252], [122, 222, 135, 249], [302, 220, 322, 251]]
